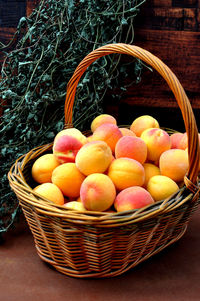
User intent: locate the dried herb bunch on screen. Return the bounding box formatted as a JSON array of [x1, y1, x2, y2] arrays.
[[0, 0, 145, 233]]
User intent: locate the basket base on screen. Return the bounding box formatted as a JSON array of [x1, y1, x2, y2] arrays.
[[35, 225, 187, 279]]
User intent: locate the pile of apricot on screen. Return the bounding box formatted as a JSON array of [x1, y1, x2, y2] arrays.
[[31, 114, 190, 213]]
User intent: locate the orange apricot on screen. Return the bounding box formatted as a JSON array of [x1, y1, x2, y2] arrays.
[[51, 163, 85, 197], [107, 158, 145, 191]]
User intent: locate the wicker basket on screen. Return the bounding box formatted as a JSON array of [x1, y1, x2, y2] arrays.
[[8, 43, 200, 278]]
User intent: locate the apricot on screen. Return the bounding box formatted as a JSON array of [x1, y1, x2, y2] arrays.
[[130, 115, 159, 137], [170, 132, 184, 149], [51, 163, 85, 197], [141, 128, 171, 162], [92, 123, 123, 153], [107, 158, 145, 191], [31, 153, 60, 184], [147, 175, 179, 202], [115, 136, 147, 164], [178, 132, 200, 150], [75, 141, 112, 176], [63, 201, 86, 211], [80, 173, 116, 211], [178, 132, 188, 149], [87, 135, 94, 143], [159, 149, 189, 182], [143, 163, 161, 188], [33, 183, 64, 205], [91, 114, 117, 132], [114, 186, 154, 212], [120, 127, 136, 137], [53, 128, 87, 163], [54, 128, 87, 145]]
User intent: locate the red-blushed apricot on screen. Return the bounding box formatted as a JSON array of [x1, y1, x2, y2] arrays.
[[80, 173, 116, 211], [147, 175, 179, 202], [120, 128, 136, 137], [159, 149, 189, 182], [53, 128, 87, 163], [63, 201, 86, 211], [178, 132, 188, 149], [31, 153, 60, 184], [54, 128, 87, 145], [143, 163, 161, 188], [51, 163, 85, 197], [178, 132, 200, 150], [107, 158, 145, 191], [114, 186, 154, 212], [141, 128, 171, 162], [53, 135, 83, 163], [130, 115, 159, 137], [115, 136, 147, 164], [92, 123, 123, 153], [75, 141, 112, 175], [33, 183, 64, 205], [91, 114, 117, 132], [170, 132, 184, 149]]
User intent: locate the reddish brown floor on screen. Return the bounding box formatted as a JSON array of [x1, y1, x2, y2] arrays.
[[1, 209, 200, 301]]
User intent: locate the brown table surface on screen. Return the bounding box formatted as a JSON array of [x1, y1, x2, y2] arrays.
[[1, 209, 200, 301]]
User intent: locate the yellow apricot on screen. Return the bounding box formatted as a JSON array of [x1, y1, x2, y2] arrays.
[[31, 154, 60, 184], [33, 183, 64, 205], [147, 175, 179, 202]]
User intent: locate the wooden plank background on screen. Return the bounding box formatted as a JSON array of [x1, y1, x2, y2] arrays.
[[123, 0, 200, 110], [1, 0, 200, 129], [116, 0, 200, 129]]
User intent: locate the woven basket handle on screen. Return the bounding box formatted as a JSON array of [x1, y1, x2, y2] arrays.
[[64, 43, 200, 190]]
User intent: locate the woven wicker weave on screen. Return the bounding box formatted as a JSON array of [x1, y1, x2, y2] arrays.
[[8, 43, 200, 278]]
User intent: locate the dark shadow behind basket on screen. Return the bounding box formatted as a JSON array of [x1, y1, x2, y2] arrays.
[[8, 44, 200, 278]]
